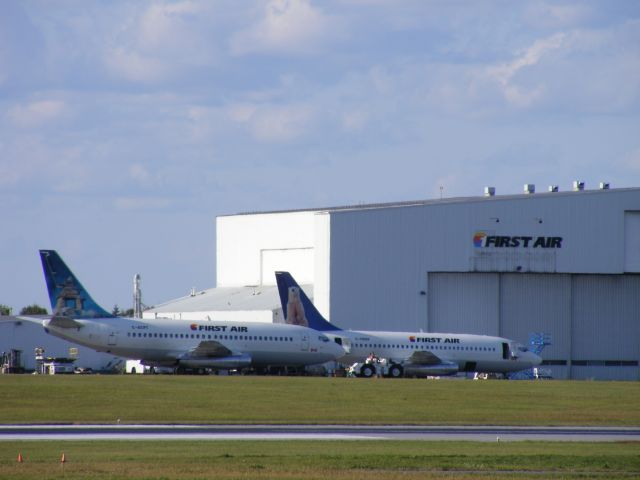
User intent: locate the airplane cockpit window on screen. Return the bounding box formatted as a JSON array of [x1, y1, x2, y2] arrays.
[[318, 335, 330, 343]]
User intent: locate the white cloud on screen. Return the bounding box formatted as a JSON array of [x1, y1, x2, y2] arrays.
[[103, 1, 219, 83], [230, 0, 341, 55], [0, 134, 93, 192], [138, 1, 200, 52], [625, 147, 640, 171], [525, 2, 593, 29], [225, 101, 312, 142], [255, 104, 312, 142], [114, 196, 172, 211], [227, 103, 257, 123], [486, 33, 566, 108], [341, 110, 367, 131], [104, 47, 170, 83], [7, 100, 65, 128], [129, 163, 165, 188]]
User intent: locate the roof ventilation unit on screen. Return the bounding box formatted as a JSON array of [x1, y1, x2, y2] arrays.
[[599, 182, 610, 190], [524, 184, 535, 194], [548, 185, 559, 192], [484, 186, 495, 197], [572, 181, 585, 191]]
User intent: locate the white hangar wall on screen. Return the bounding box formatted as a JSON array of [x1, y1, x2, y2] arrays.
[[216, 211, 321, 287], [0, 317, 123, 372], [325, 188, 640, 380]]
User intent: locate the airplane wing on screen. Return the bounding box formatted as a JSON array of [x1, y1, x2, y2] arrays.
[[188, 340, 233, 358], [407, 350, 443, 365], [177, 340, 251, 369]]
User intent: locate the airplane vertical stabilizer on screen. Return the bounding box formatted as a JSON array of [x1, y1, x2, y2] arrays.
[[39, 250, 113, 319], [275, 271, 340, 331]]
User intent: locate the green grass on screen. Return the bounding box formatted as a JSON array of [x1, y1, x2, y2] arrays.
[[1, 440, 639, 480], [0, 376, 638, 426]]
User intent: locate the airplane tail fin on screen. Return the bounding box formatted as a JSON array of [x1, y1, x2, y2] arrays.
[[39, 250, 113, 319], [275, 271, 341, 331]]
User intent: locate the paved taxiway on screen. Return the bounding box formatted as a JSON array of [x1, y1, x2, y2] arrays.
[[1, 425, 638, 442]]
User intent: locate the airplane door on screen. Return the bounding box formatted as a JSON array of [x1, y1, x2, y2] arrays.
[[334, 336, 351, 354], [108, 332, 118, 346], [300, 334, 309, 351]]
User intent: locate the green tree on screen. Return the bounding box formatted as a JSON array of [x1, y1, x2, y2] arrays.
[[112, 305, 120, 316], [0, 304, 12, 315], [121, 308, 134, 317], [20, 304, 48, 315]]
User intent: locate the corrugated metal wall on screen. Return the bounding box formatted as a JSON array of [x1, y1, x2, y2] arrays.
[[572, 275, 640, 361], [426, 272, 639, 380], [500, 273, 572, 361], [428, 273, 499, 335]]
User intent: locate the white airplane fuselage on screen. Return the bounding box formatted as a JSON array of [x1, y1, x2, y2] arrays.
[[44, 317, 343, 368], [328, 330, 541, 373]]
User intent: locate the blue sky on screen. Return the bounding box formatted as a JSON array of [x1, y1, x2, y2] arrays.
[[1, 0, 639, 313]]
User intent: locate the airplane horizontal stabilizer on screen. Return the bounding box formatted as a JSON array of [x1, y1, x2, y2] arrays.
[[48, 316, 84, 329]]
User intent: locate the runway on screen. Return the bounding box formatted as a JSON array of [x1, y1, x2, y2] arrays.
[[1, 424, 638, 442]]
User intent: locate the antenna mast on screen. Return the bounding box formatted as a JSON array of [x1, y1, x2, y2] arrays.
[[133, 274, 142, 318]]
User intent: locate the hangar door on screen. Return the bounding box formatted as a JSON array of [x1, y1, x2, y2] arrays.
[[427, 273, 499, 335], [260, 247, 314, 285], [427, 272, 640, 380]]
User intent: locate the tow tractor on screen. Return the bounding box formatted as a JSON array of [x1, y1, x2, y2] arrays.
[[347, 358, 404, 378]]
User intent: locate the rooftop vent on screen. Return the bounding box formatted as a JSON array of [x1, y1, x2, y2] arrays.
[[573, 181, 585, 191], [599, 182, 610, 190], [524, 184, 535, 194], [548, 185, 559, 192], [484, 186, 495, 197]]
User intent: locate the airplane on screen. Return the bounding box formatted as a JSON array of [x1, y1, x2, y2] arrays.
[[275, 271, 542, 378], [26, 250, 344, 372]]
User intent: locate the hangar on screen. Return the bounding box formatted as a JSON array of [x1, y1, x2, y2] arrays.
[[148, 184, 640, 380]]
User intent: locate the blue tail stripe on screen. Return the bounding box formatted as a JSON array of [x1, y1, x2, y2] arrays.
[[275, 271, 341, 331], [39, 250, 113, 319]]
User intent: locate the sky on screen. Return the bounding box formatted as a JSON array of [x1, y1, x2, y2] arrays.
[[1, 0, 639, 314]]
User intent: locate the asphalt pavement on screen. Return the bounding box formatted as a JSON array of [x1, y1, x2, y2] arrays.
[[1, 424, 638, 441]]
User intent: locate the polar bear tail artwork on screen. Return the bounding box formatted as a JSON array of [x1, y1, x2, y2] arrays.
[[275, 271, 340, 332]]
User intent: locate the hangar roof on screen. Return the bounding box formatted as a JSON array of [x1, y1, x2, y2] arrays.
[[221, 186, 640, 217], [146, 284, 313, 314]]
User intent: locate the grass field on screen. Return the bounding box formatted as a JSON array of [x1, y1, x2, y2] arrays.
[[1, 440, 639, 480], [0, 375, 638, 425]]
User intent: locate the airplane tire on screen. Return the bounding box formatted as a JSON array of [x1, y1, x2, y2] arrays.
[[388, 364, 403, 378], [360, 364, 376, 378]]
